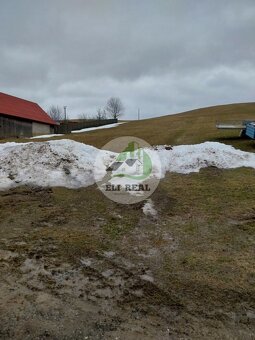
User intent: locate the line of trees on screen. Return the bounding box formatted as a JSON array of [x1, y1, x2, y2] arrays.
[[48, 97, 124, 122]]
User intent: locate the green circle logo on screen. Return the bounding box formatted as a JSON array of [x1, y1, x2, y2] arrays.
[[94, 136, 161, 204]]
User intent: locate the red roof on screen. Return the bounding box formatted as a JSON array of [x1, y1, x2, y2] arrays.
[[0, 92, 56, 125]]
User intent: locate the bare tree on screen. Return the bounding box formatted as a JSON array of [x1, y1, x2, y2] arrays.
[[47, 105, 64, 122], [96, 108, 107, 120], [105, 97, 124, 119]]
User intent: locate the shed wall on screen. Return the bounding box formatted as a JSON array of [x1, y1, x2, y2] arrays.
[[32, 122, 53, 136], [0, 114, 32, 138]]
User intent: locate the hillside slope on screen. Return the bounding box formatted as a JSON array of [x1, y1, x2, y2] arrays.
[[5, 102, 255, 151], [67, 102, 255, 151]]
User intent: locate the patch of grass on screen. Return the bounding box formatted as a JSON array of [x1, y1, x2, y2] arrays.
[[154, 167, 255, 310], [36, 227, 103, 260], [103, 216, 135, 239]]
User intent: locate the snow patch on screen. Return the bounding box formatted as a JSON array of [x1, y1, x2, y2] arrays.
[[140, 273, 154, 283], [30, 134, 64, 139], [0, 140, 255, 191], [80, 258, 93, 267], [157, 141, 255, 175], [71, 122, 125, 133], [103, 251, 115, 258], [142, 199, 157, 217]]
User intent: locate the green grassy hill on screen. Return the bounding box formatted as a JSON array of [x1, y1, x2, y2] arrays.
[[58, 102, 255, 151]]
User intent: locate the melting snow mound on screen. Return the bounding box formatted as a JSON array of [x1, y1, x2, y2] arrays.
[[0, 140, 109, 190], [0, 140, 254, 191], [157, 142, 255, 175]]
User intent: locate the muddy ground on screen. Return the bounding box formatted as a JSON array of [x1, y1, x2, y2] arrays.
[[0, 168, 255, 339]]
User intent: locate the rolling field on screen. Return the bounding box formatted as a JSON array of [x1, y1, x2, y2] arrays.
[[0, 103, 255, 339], [3, 102, 255, 151], [16, 102, 255, 151]]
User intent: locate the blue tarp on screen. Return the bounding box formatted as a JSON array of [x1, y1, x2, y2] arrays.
[[246, 123, 255, 139]]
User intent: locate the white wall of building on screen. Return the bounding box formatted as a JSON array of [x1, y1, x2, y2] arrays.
[[32, 122, 53, 136]]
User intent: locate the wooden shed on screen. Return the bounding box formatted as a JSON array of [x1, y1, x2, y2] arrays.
[[0, 92, 56, 138]]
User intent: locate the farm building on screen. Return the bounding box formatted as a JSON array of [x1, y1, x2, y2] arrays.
[[0, 92, 56, 138]]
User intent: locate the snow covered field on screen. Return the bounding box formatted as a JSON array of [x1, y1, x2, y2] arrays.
[[0, 140, 255, 190]]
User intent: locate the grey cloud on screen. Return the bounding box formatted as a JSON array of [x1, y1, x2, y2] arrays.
[[0, 0, 254, 119]]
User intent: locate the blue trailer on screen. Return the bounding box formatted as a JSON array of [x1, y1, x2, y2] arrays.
[[246, 123, 255, 139]]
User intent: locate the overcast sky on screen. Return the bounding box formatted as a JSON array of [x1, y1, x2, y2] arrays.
[[0, 0, 255, 119]]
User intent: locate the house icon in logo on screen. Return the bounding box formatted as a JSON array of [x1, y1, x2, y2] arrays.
[[106, 141, 152, 180]]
